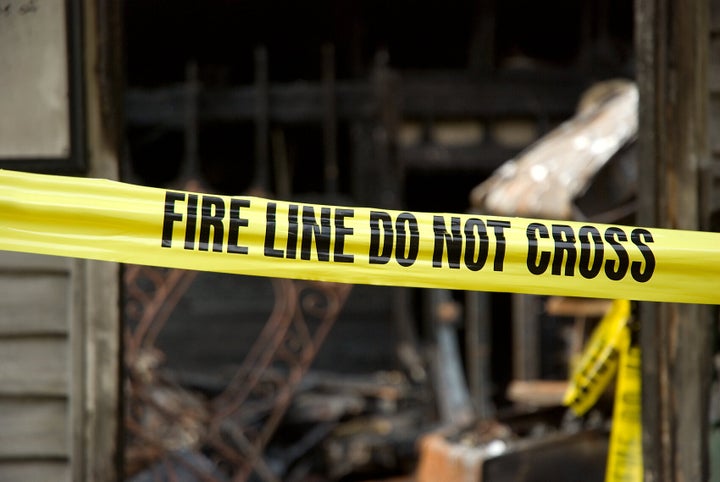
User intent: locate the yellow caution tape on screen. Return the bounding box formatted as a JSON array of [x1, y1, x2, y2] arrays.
[[563, 300, 631, 416], [0, 169, 719, 304], [605, 344, 642, 482]]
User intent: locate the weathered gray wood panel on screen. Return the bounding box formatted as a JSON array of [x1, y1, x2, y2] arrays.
[[0, 0, 123, 478], [0, 338, 68, 396], [0, 253, 73, 472], [0, 399, 68, 458], [0, 274, 69, 336], [0, 252, 71, 271], [0, 462, 71, 482]]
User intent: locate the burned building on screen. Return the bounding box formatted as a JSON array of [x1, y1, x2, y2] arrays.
[[0, 0, 717, 481]]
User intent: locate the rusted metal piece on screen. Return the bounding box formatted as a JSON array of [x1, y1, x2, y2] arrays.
[[124, 263, 351, 481], [124, 264, 205, 479], [207, 279, 351, 482], [124, 265, 199, 361]]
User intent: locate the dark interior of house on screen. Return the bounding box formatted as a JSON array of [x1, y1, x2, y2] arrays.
[[121, 1, 637, 480]]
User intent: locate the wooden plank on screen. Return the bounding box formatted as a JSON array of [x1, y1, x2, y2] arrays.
[[0, 399, 68, 458], [636, 0, 713, 481], [0, 462, 70, 482], [0, 273, 69, 335], [544, 297, 612, 317], [469, 80, 637, 220], [712, 0, 720, 32], [512, 294, 541, 380], [710, 36, 720, 91], [0, 338, 68, 396], [710, 95, 720, 154], [253, 46, 270, 191], [76, 259, 121, 481], [73, 0, 124, 478], [506, 380, 569, 407]]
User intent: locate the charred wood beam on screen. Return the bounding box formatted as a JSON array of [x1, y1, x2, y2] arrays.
[[321, 43, 339, 195], [253, 46, 270, 192], [181, 60, 198, 180], [400, 73, 586, 119], [398, 144, 520, 172], [469, 80, 638, 220], [125, 73, 587, 127], [467, 0, 496, 74], [465, 290, 495, 420]]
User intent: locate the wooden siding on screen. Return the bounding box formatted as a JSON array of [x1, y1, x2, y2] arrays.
[[0, 253, 73, 479], [0, 338, 68, 396], [0, 0, 122, 479], [0, 399, 69, 458], [0, 462, 71, 482], [0, 273, 69, 336]]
